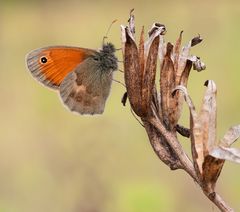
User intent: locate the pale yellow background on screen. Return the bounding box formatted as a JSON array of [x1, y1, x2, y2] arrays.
[[0, 0, 240, 211]]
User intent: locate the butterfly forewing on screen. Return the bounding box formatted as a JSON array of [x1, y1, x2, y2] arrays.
[[26, 46, 96, 89]]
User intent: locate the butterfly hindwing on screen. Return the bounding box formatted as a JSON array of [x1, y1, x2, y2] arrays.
[[59, 57, 113, 115], [26, 46, 97, 89]]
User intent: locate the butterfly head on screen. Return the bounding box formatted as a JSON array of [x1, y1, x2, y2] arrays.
[[94, 42, 118, 73]]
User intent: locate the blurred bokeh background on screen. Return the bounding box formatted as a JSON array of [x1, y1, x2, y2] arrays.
[[0, 0, 240, 211]]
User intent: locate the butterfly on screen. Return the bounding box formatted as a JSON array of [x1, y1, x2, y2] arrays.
[[26, 42, 118, 115]]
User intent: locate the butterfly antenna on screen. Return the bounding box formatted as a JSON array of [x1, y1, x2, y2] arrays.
[[103, 19, 118, 45], [112, 79, 125, 88]]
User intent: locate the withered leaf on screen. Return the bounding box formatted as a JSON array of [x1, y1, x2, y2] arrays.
[[123, 27, 142, 116], [141, 34, 159, 116], [179, 59, 193, 86], [139, 26, 145, 75], [202, 155, 224, 193], [160, 42, 176, 129], [173, 31, 183, 72]]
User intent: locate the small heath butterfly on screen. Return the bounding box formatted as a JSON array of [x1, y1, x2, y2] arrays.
[[26, 40, 118, 115]]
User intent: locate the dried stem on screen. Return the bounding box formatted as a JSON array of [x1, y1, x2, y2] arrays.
[[148, 116, 198, 181], [204, 191, 234, 212], [147, 114, 234, 212]]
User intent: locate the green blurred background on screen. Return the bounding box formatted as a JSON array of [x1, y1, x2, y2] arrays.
[[1, 0, 240, 211]]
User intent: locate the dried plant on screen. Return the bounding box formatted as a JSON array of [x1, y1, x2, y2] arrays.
[[121, 10, 240, 212]]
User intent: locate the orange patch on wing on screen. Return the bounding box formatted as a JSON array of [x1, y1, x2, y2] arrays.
[[38, 48, 94, 86]]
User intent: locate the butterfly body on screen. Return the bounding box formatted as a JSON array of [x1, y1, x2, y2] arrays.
[[26, 43, 118, 115]]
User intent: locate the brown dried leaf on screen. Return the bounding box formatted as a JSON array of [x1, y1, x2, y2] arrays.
[[179, 59, 193, 86], [123, 27, 143, 116], [160, 43, 176, 129], [173, 31, 183, 72], [202, 155, 224, 193], [139, 26, 145, 76], [142, 35, 160, 116]]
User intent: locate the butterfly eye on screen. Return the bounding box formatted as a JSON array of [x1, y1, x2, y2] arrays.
[[40, 56, 48, 64], [93, 57, 99, 61]]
